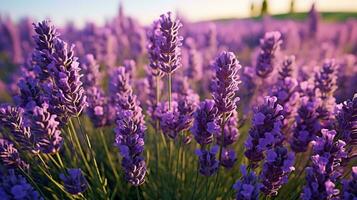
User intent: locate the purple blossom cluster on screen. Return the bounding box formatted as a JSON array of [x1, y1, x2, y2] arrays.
[[155, 93, 199, 139], [342, 166, 357, 200], [0, 139, 29, 170], [156, 12, 183, 74], [255, 31, 282, 78], [233, 165, 262, 200], [112, 67, 147, 186], [244, 96, 284, 166], [301, 129, 347, 200], [0, 170, 43, 200], [59, 168, 88, 195], [260, 146, 295, 196]]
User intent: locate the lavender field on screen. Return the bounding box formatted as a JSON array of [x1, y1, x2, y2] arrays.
[[0, 2, 356, 200]]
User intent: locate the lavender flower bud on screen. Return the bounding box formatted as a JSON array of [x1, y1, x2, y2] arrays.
[[215, 110, 240, 147], [220, 148, 237, 169], [15, 76, 42, 109], [48, 38, 87, 118], [210, 51, 241, 116], [146, 20, 163, 77], [185, 48, 203, 81], [302, 129, 347, 200], [342, 166, 357, 200], [81, 54, 101, 88], [314, 60, 338, 128], [233, 165, 262, 200], [156, 12, 183, 74], [191, 100, 219, 146], [30, 103, 63, 154], [195, 146, 219, 176], [255, 31, 282, 78], [156, 93, 199, 139], [60, 168, 88, 195], [123, 59, 136, 80], [270, 56, 299, 121], [260, 146, 295, 196], [86, 86, 109, 127], [0, 105, 34, 152], [32, 20, 58, 80], [113, 67, 147, 186], [0, 139, 29, 170], [244, 96, 284, 166], [0, 169, 42, 199], [291, 96, 321, 153]]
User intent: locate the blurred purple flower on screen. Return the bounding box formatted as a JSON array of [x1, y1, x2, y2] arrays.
[[29, 103, 63, 154], [244, 96, 284, 167], [233, 165, 262, 200], [220, 148, 237, 169], [342, 166, 357, 200], [0, 169, 43, 199], [301, 129, 347, 200], [191, 100, 219, 146], [255, 31, 282, 78], [290, 96, 321, 153], [260, 146, 295, 196], [0, 139, 29, 170], [195, 146, 219, 176], [60, 168, 88, 195]]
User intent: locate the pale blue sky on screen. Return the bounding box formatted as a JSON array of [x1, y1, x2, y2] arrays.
[[0, 0, 356, 26]]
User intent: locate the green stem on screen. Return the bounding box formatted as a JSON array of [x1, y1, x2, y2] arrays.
[[100, 129, 119, 180], [173, 134, 182, 194], [136, 187, 141, 200], [190, 162, 199, 200], [75, 116, 107, 196], [69, 119, 93, 177], [168, 73, 172, 111], [212, 112, 227, 198]]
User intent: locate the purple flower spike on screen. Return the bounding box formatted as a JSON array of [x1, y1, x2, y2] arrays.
[[32, 20, 58, 80], [185, 47, 203, 81], [30, 103, 63, 154], [113, 67, 147, 186], [195, 146, 219, 176], [86, 86, 110, 127], [156, 93, 199, 139], [301, 129, 347, 200], [291, 96, 321, 153], [270, 56, 299, 124], [146, 20, 163, 77], [0, 105, 34, 152], [314, 59, 338, 128], [233, 165, 262, 200], [220, 148, 237, 169], [15, 76, 42, 109], [260, 146, 295, 196], [336, 94, 357, 161], [0, 139, 29, 170], [81, 54, 101, 88], [255, 31, 282, 78], [60, 168, 88, 195], [342, 166, 357, 200], [157, 12, 183, 74], [244, 96, 284, 166], [0, 170, 43, 199], [210, 51, 241, 116], [216, 110, 240, 147], [48, 38, 87, 118], [191, 100, 219, 146]]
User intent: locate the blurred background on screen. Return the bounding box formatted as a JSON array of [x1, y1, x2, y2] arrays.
[[1, 0, 357, 26]]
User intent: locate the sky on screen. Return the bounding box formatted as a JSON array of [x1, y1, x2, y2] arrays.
[[0, 0, 356, 27]]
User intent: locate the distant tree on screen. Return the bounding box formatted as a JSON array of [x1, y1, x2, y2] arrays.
[[250, 2, 255, 17], [261, 0, 269, 16], [290, 0, 295, 13]]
